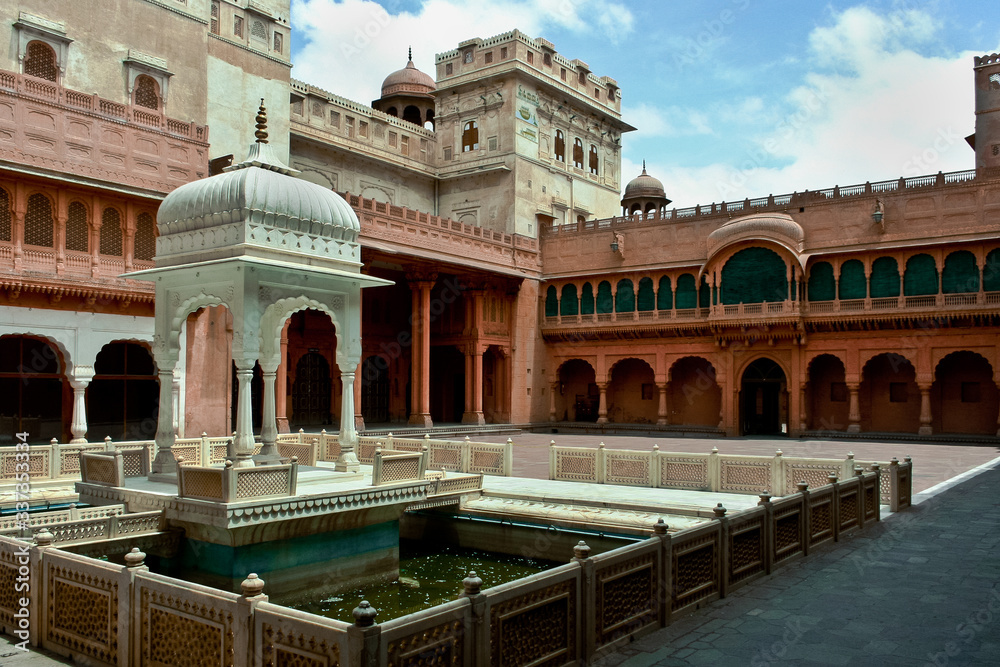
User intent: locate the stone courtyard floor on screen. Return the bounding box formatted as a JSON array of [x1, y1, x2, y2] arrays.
[[3, 434, 999, 665]]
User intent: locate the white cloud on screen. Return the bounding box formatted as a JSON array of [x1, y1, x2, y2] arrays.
[[290, 0, 634, 106], [621, 103, 712, 138], [637, 6, 988, 208]]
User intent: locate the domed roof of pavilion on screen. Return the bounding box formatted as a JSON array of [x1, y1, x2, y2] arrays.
[[380, 50, 436, 98], [622, 163, 667, 201], [154, 102, 361, 268]]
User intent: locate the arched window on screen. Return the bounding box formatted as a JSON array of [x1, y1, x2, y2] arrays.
[[870, 257, 901, 298], [554, 130, 565, 162], [210, 1, 220, 35], [135, 212, 156, 261], [580, 282, 595, 315], [984, 249, 1000, 292], [720, 247, 788, 304], [100, 207, 123, 256], [807, 261, 835, 301], [462, 120, 479, 152], [615, 279, 634, 312], [572, 138, 584, 168], [0, 336, 64, 443], [839, 259, 866, 299], [545, 285, 558, 317], [657, 276, 672, 310], [0, 187, 11, 242], [543, 53, 552, 67], [637, 277, 655, 311], [133, 75, 160, 110], [24, 41, 58, 82], [699, 276, 711, 308], [88, 342, 158, 441], [903, 254, 938, 296], [589, 145, 599, 174], [942, 251, 979, 293], [675, 274, 697, 309], [24, 193, 54, 248], [66, 201, 89, 252], [560, 284, 578, 316], [596, 281, 613, 313]]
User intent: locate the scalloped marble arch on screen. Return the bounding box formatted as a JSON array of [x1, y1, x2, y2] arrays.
[[258, 295, 348, 369]]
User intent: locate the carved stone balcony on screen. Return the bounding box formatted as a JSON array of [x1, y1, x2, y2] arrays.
[[0, 69, 208, 195]]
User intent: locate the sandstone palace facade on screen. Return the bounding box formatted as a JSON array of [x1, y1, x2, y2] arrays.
[[2, 0, 999, 445]]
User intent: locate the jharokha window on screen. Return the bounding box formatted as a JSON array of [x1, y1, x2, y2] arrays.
[[554, 130, 565, 162], [66, 201, 89, 252], [462, 120, 479, 152], [23, 41, 58, 82], [24, 193, 54, 248], [573, 138, 584, 168], [100, 207, 123, 256], [133, 75, 160, 110], [134, 212, 156, 261], [0, 188, 11, 242], [589, 145, 599, 174]]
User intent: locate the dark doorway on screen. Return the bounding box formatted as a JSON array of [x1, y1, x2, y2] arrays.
[[429, 346, 464, 423], [740, 358, 787, 436], [89, 342, 158, 442], [231, 361, 264, 431], [0, 336, 65, 444], [361, 355, 390, 424], [290, 352, 331, 426]]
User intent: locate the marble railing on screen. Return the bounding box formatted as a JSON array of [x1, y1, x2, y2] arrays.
[[2, 467, 890, 666], [549, 443, 912, 508]]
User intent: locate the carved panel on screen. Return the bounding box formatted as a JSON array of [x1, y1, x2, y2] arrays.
[[595, 555, 657, 646], [719, 460, 770, 493], [261, 622, 340, 667], [773, 509, 802, 561], [672, 536, 718, 611], [141, 587, 234, 667], [729, 519, 764, 583], [46, 563, 118, 664], [235, 469, 290, 499], [387, 619, 463, 666], [809, 499, 833, 545], [839, 492, 859, 531], [490, 581, 576, 667], [660, 458, 709, 489]]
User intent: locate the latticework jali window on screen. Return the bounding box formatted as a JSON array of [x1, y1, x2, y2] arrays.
[[66, 201, 89, 252], [134, 212, 156, 261], [100, 208, 123, 256], [210, 1, 220, 35], [25, 193, 54, 247], [24, 41, 57, 82], [0, 188, 11, 242], [251, 20, 267, 40], [134, 75, 159, 110], [234, 16, 243, 38], [273, 31, 283, 53]]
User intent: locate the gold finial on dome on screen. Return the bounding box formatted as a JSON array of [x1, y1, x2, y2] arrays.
[[254, 98, 268, 144], [408, 46, 412, 63]]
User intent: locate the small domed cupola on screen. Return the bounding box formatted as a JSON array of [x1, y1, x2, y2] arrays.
[[621, 161, 671, 218], [154, 100, 362, 269], [372, 48, 436, 128]]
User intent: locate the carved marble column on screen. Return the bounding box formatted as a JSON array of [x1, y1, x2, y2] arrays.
[[255, 358, 280, 463], [231, 359, 257, 468], [918, 382, 933, 436], [337, 370, 360, 472], [68, 367, 95, 443], [151, 361, 178, 476], [596, 382, 609, 424], [847, 382, 861, 433]]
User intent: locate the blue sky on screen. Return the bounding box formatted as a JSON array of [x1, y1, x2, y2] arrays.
[[290, 0, 999, 208]]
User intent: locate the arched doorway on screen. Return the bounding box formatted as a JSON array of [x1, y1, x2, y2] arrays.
[[291, 353, 330, 426], [430, 346, 464, 423], [860, 353, 919, 433], [360, 355, 390, 425], [806, 354, 849, 432], [931, 351, 998, 435], [88, 342, 159, 442], [668, 356, 720, 427], [740, 358, 787, 435], [0, 336, 66, 444], [557, 359, 597, 422], [607, 358, 656, 423]]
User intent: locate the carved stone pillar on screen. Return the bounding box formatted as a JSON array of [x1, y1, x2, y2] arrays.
[[596, 382, 609, 424], [337, 370, 360, 472], [549, 381, 559, 422], [847, 382, 861, 433], [68, 368, 94, 443], [231, 359, 257, 468], [462, 346, 485, 425], [276, 327, 290, 432], [255, 359, 280, 463], [918, 382, 933, 436], [656, 382, 669, 426], [151, 361, 178, 476], [798, 385, 808, 432], [408, 277, 435, 427]]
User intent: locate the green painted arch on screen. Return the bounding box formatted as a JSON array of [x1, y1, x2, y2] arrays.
[[615, 279, 635, 313], [903, 254, 938, 296], [637, 277, 655, 311], [699, 275, 711, 308], [675, 274, 697, 309], [596, 281, 613, 314], [560, 284, 578, 315], [985, 249, 1000, 292], [942, 251, 979, 294], [839, 260, 866, 299], [808, 261, 835, 302], [580, 283, 595, 315], [870, 257, 900, 298], [657, 276, 672, 310], [545, 285, 558, 316], [720, 247, 788, 304]]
